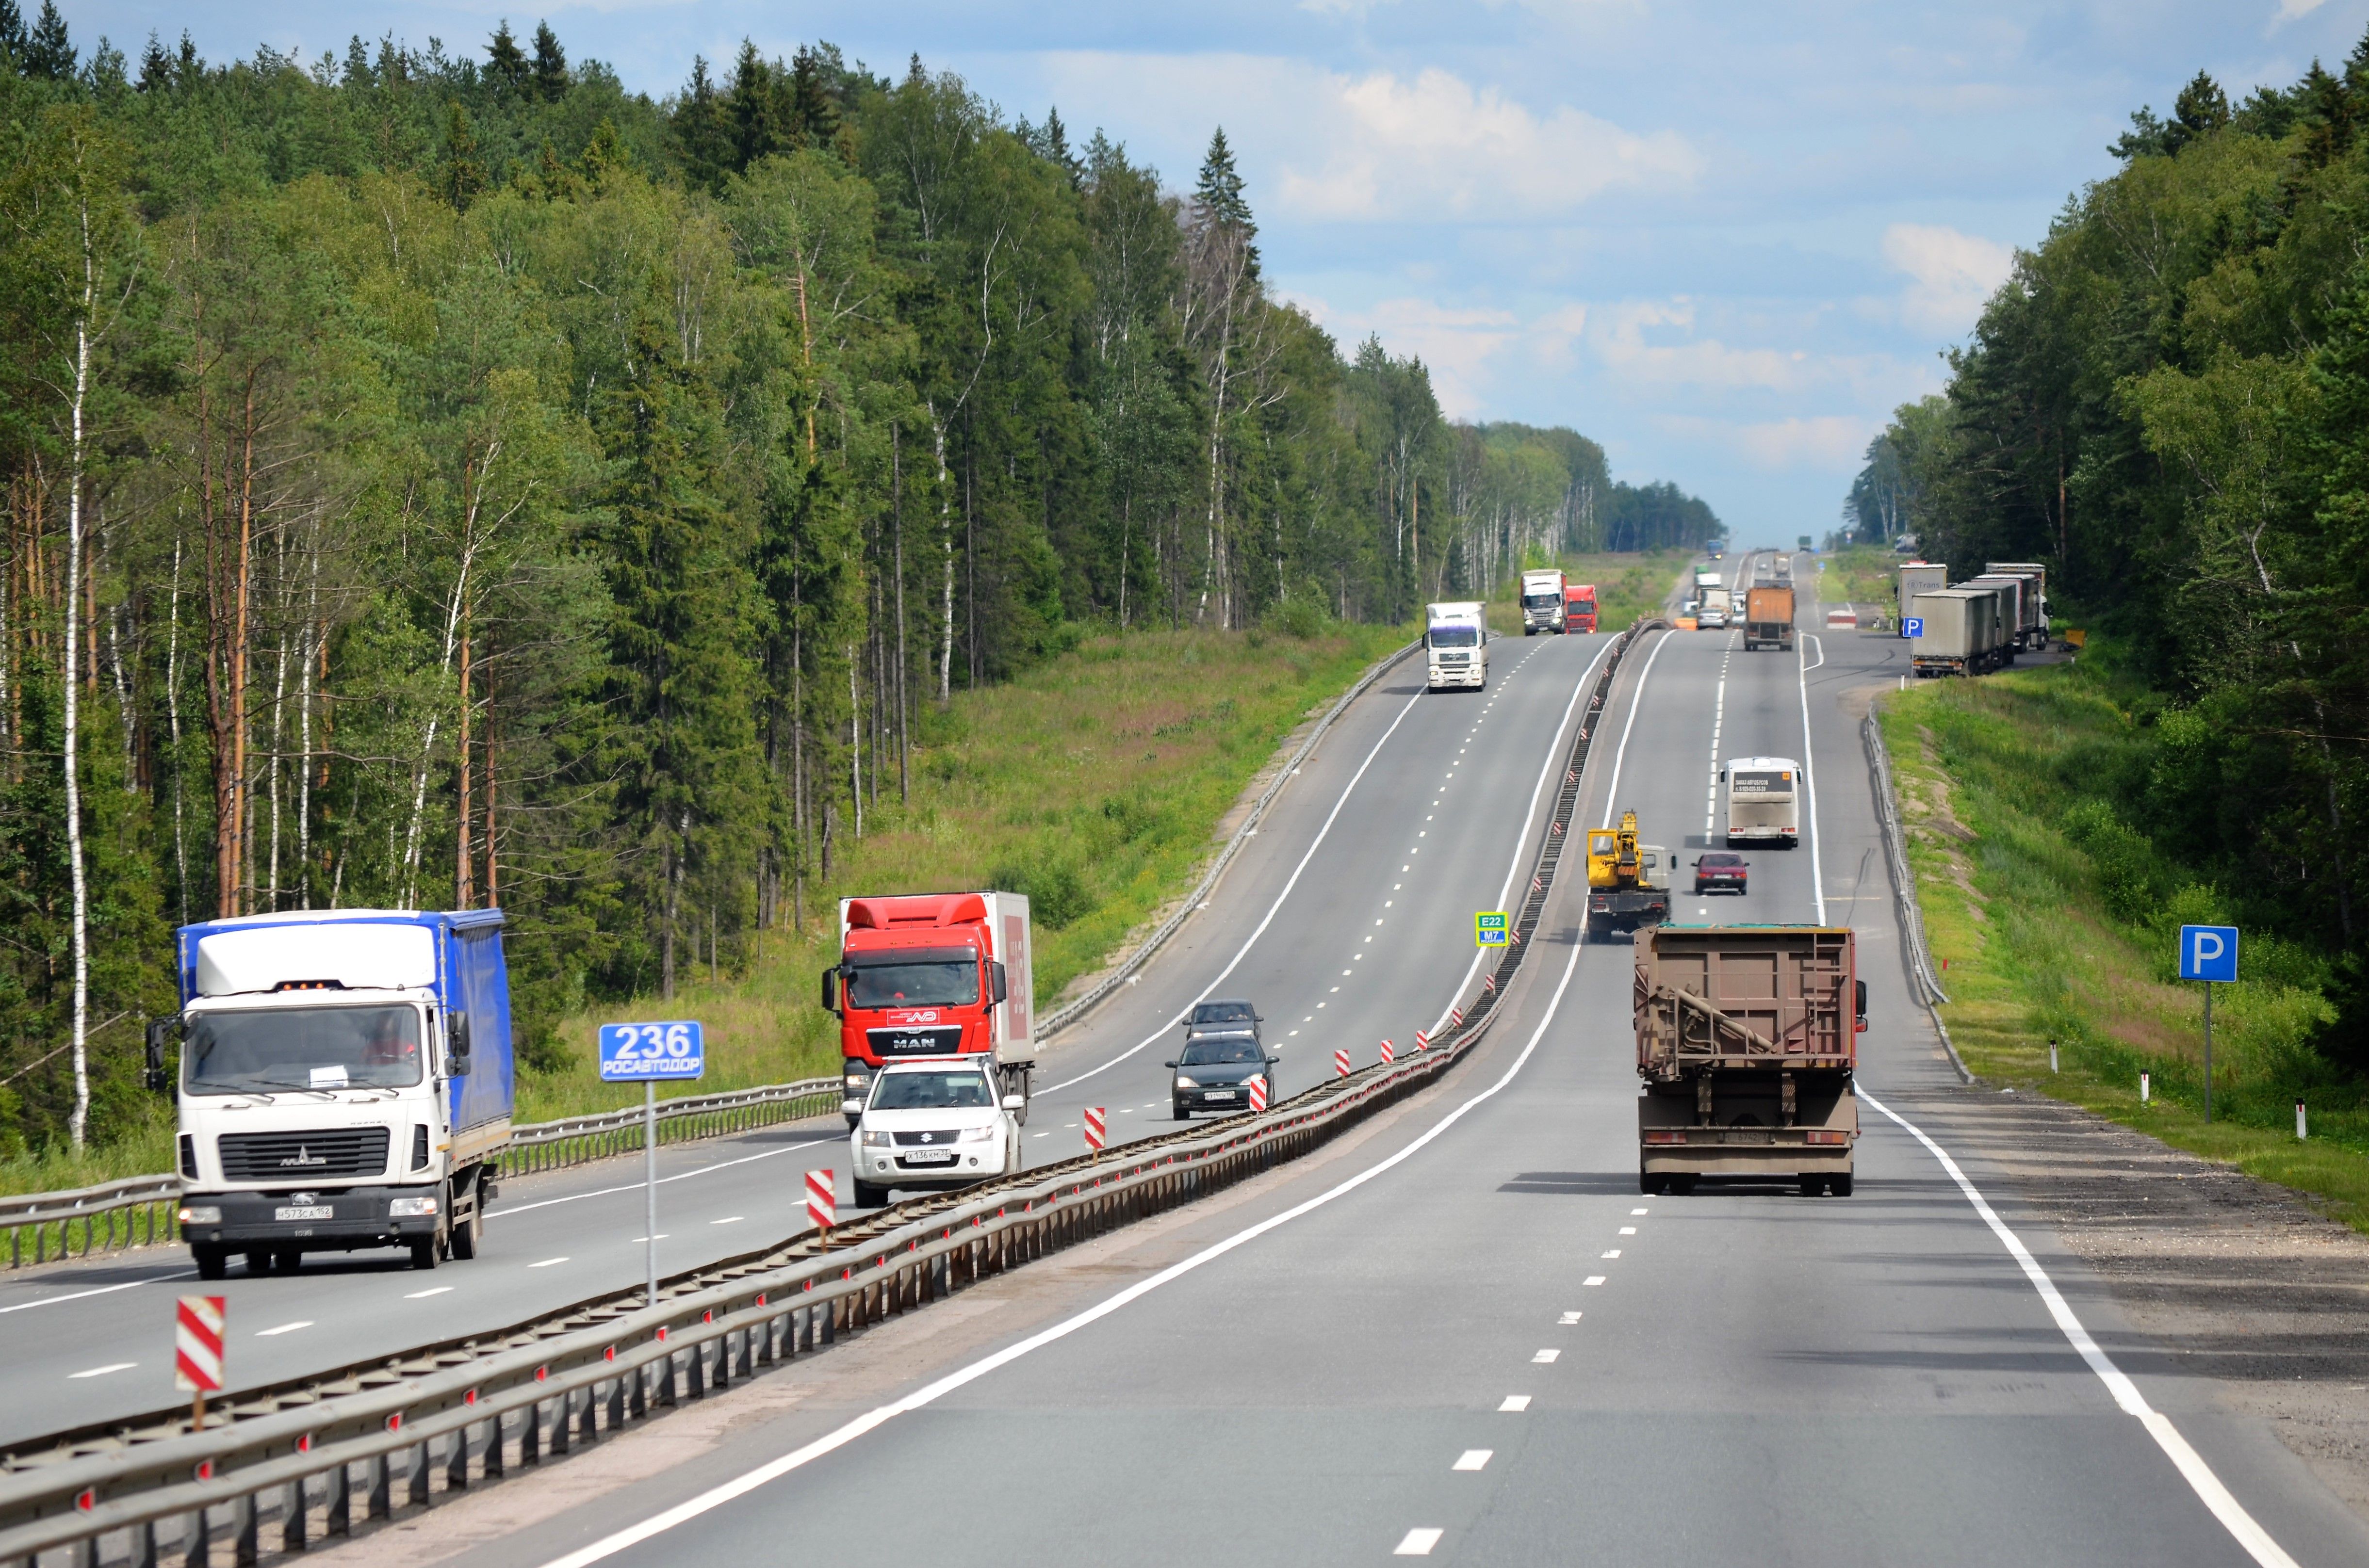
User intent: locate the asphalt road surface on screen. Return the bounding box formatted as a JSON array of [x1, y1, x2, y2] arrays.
[[0, 599, 1615, 1443], [341, 551, 2369, 1568]]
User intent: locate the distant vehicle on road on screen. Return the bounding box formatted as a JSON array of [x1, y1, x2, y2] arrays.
[[822, 892, 1035, 1127], [1185, 998, 1262, 1043], [1425, 601, 1489, 691], [1743, 585, 1794, 651], [1167, 1029, 1277, 1119], [1723, 757, 1800, 848], [1692, 852, 1749, 895], [1520, 568, 1568, 634], [1564, 582, 1598, 633], [849, 1058, 1023, 1208]]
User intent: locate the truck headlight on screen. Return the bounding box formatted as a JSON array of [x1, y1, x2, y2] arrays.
[[178, 1205, 222, 1225], [1172, 1075, 1198, 1089], [861, 1130, 894, 1148], [388, 1196, 439, 1217], [957, 1125, 997, 1142]]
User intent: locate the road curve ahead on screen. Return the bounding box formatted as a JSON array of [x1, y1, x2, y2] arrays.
[[384, 555, 2369, 1568]]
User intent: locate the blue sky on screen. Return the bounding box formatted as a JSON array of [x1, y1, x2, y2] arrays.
[[55, 0, 2369, 539]]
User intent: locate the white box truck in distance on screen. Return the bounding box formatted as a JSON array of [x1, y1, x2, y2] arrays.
[[1519, 569, 1568, 634], [1426, 602, 1488, 690], [1896, 563, 1945, 634], [156, 909, 514, 1278]]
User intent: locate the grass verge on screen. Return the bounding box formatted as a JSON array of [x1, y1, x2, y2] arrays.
[[1881, 647, 2369, 1232]]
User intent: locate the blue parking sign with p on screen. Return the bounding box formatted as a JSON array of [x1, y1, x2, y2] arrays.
[[1903, 616, 1924, 639], [2178, 925, 2238, 984]]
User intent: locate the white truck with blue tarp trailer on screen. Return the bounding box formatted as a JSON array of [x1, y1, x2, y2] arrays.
[[151, 909, 515, 1278]]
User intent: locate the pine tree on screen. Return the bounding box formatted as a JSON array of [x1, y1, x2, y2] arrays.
[[789, 45, 842, 149], [2168, 71, 2229, 152], [1195, 127, 1258, 275], [673, 56, 733, 192], [0, 0, 27, 68], [531, 20, 567, 100], [136, 31, 169, 92], [486, 21, 528, 95], [24, 0, 73, 80], [580, 118, 628, 187], [441, 103, 487, 210]]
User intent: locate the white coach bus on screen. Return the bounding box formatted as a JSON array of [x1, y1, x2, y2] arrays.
[[1722, 756, 1801, 848]]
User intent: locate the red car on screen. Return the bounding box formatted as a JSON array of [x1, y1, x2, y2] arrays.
[[1693, 852, 1748, 895]]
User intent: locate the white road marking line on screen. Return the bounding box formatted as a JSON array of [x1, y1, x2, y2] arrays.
[[710, 1216, 744, 1226], [69, 1362, 136, 1378], [1862, 1088, 2300, 1568], [497, 1136, 837, 1217], [1618, 1227, 1636, 1235], [1394, 1529, 1443, 1556], [1601, 1249, 1621, 1259], [1798, 631, 1826, 923], [1632, 1207, 1648, 1215], [1497, 1395, 1531, 1412], [1453, 1450, 1492, 1471], [631, 1236, 669, 1244], [405, 1286, 454, 1299], [1558, 1311, 1582, 1324], [1031, 1132, 1049, 1139], [531, 916, 1594, 1568], [528, 1257, 570, 1268], [1531, 1348, 1559, 1364], [1047, 675, 1434, 1092], [1584, 1276, 1605, 1287], [254, 1320, 313, 1337], [0, 1267, 196, 1315]]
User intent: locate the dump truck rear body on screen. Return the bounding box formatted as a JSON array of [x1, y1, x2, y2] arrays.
[[1634, 925, 1861, 1194]]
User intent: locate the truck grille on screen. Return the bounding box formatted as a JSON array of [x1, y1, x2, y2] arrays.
[[866, 1026, 964, 1057], [217, 1128, 391, 1182]]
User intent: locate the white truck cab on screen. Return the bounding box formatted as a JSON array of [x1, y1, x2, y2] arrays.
[[1425, 601, 1489, 691], [849, 1057, 1024, 1208]]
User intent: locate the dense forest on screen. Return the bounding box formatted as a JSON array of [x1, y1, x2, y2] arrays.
[[1843, 34, 2369, 1072], [0, 8, 1719, 1155]]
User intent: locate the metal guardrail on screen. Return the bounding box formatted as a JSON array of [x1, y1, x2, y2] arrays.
[[1036, 636, 1422, 1041], [0, 622, 1646, 1568], [0, 1177, 183, 1272], [1864, 705, 1971, 1083]]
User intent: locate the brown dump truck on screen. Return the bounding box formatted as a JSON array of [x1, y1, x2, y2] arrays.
[[1634, 925, 1863, 1196], [1742, 584, 1795, 651]]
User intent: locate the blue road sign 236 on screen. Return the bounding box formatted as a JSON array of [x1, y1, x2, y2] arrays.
[[598, 1020, 705, 1081], [2177, 925, 2238, 984]]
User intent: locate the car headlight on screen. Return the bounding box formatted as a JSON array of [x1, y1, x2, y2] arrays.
[[388, 1196, 439, 1218], [956, 1125, 997, 1142], [1173, 1075, 1198, 1089], [178, 1205, 222, 1225], [861, 1130, 894, 1148]]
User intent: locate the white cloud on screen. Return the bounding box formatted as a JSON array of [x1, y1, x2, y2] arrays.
[[1278, 67, 1702, 220], [1591, 299, 1808, 393], [1297, 294, 1520, 416], [2274, 0, 2327, 23], [1732, 416, 1874, 471], [1882, 223, 2015, 336]]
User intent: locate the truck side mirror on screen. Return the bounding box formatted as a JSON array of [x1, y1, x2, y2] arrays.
[[1854, 979, 1868, 1033], [990, 961, 1009, 1005], [448, 1011, 473, 1077], [820, 967, 841, 1015], [144, 1018, 176, 1095]]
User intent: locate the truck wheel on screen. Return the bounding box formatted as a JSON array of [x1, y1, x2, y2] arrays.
[[1831, 1173, 1855, 1197], [273, 1248, 302, 1273], [853, 1179, 889, 1209], [244, 1249, 271, 1277], [409, 1238, 440, 1271], [1798, 1175, 1827, 1197], [448, 1184, 481, 1261], [1669, 1174, 1699, 1196], [1639, 1167, 1664, 1196], [193, 1245, 228, 1281]]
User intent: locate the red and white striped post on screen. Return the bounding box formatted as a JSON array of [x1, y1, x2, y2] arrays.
[[1451, 1008, 1464, 1026], [1247, 1075, 1268, 1113], [175, 1294, 226, 1428], [805, 1168, 836, 1229], [1379, 1039, 1395, 1065], [1333, 1048, 1351, 1077], [1414, 1028, 1430, 1051], [1084, 1106, 1108, 1152]]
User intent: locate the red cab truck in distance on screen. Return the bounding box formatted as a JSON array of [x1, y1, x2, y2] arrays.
[[821, 893, 1035, 1127], [1565, 584, 1598, 633]]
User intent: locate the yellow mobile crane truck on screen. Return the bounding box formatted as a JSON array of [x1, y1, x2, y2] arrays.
[[1585, 810, 1671, 942]]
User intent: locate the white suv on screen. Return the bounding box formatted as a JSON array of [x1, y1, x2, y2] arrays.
[[850, 1058, 1023, 1208]]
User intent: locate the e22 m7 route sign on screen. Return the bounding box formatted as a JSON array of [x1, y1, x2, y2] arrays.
[[1475, 911, 1510, 948], [597, 1020, 705, 1082]]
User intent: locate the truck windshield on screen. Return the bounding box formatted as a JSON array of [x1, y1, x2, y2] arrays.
[[847, 960, 978, 1008], [1429, 625, 1479, 648], [870, 1070, 994, 1110], [1732, 770, 1795, 797], [184, 1005, 424, 1094], [1521, 593, 1559, 610]]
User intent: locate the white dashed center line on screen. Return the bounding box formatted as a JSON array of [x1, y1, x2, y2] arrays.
[[406, 1286, 454, 1299], [1619, 1227, 1636, 1236], [255, 1320, 312, 1337], [529, 1257, 570, 1268], [1558, 1310, 1583, 1324], [1532, 1349, 1560, 1364], [69, 1362, 135, 1379], [1394, 1529, 1443, 1556], [1584, 1275, 1606, 1287], [1453, 1450, 1492, 1471], [1498, 1395, 1531, 1412]]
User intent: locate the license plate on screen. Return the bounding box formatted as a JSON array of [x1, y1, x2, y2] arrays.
[[1204, 1090, 1237, 1100], [902, 1151, 956, 1166], [275, 1205, 332, 1221]]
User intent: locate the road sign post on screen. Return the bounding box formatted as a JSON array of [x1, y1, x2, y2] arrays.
[[175, 1294, 225, 1429], [2176, 925, 2238, 1123], [599, 1021, 705, 1307], [1474, 911, 1509, 948]]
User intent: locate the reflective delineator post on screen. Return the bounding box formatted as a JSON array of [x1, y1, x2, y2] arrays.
[[1333, 1048, 1351, 1077], [805, 1169, 835, 1229], [1247, 1075, 1268, 1113], [1379, 1039, 1394, 1065], [2298, 1100, 2308, 1141], [2140, 1072, 2150, 1105], [1084, 1106, 1107, 1152]]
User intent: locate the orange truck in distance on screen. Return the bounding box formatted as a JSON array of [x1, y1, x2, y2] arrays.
[[821, 892, 1035, 1126], [1565, 583, 1598, 633]]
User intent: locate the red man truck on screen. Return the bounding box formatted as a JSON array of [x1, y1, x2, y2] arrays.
[[1565, 583, 1598, 633], [821, 892, 1035, 1126]]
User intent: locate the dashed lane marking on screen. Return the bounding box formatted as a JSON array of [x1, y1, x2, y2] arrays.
[[69, 1363, 135, 1378], [1532, 1349, 1560, 1364], [255, 1321, 312, 1337], [1453, 1450, 1492, 1471], [1394, 1529, 1443, 1556], [1498, 1395, 1531, 1412]]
